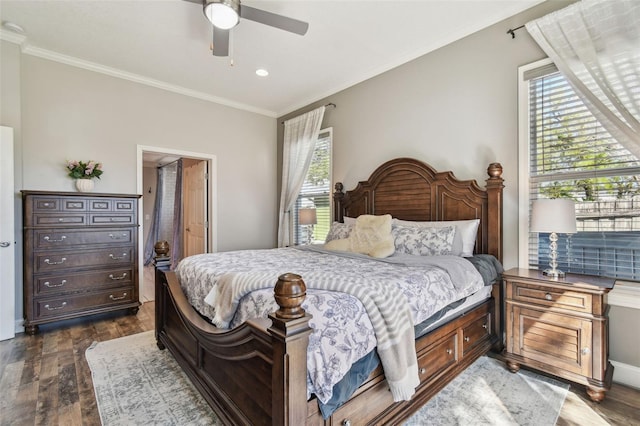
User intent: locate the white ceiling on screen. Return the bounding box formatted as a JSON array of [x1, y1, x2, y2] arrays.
[[0, 0, 543, 117]]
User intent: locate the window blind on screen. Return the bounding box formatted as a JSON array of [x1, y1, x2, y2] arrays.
[[528, 70, 640, 280], [295, 129, 332, 245]]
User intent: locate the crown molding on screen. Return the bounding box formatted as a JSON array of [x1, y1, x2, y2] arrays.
[[3, 31, 276, 118]]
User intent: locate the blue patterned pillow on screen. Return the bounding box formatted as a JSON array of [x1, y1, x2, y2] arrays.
[[325, 222, 353, 243], [392, 225, 456, 256]]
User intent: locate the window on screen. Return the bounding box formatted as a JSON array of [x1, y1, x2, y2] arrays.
[[520, 61, 640, 281], [294, 128, 332, 245]]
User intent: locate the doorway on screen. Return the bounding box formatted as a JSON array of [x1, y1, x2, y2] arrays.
[[137, 146, 217, 302]]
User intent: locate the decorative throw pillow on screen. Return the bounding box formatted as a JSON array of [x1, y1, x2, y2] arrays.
[[325, 214, 395, 258], [392, 225, 456, 256], [325, 222, 353, 243], [392, 218, 480, 257]]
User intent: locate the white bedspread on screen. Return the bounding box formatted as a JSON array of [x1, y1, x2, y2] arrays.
[[175, 246, 484, 404]]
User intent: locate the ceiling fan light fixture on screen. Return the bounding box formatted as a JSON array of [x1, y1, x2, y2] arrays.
[[203, 0, 239, 30]]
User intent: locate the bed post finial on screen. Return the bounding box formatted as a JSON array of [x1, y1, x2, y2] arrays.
[[333, 182, 345, 222], [274, 273, 306, 319], [485, 162, 504, 263]]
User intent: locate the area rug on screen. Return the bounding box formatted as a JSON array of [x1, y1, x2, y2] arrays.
[[86, 331, 569, 425]]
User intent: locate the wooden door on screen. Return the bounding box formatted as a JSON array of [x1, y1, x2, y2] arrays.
[[183, 160, 207, 257], [0, 127, 15, 340]]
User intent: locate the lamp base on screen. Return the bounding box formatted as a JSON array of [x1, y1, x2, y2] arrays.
[[542, 268, 565, 279]]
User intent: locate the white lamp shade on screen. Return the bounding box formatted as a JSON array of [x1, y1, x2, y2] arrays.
[[530, 198, 577, 234], [299, 208, 317, 226]]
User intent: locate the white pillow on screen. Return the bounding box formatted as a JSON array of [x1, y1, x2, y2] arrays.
[[343, 216, 357, 225], [392, 218, 480, 257]]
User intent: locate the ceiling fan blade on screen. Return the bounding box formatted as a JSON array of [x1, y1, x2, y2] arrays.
[[212, 26, 230, 56], [239, 5, 308, 35], [181, 0, 201, 4]]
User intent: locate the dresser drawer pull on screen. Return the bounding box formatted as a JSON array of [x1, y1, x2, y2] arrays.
[[44, 302, 67, 311], [109, 253, 127, 260], [43, 202, 50, 207], [342, 420, 351, 426], [446, 348, 453, 355], [58, 218, 65, 222], [44, 257, 66, 265], [545, 293, 553, 301], [419, 367, 427, 375], [464, 336, 470, 342], [109, 273, 128, 281], [44, 235, 67, 242], [44, 280, 67, 288], [109, 292, 128, 301], [108, 233, 128, 240], [581, 347, 590, 356], [482, 323, 487, 329]]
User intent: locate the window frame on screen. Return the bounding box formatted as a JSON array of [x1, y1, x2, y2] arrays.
[[518, 59, 640, 280]]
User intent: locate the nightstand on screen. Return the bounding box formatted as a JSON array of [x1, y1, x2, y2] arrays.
[[502, 268, 615, 402]]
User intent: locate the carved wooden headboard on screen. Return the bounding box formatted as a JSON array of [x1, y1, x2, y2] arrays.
[[333, 158, 504, 261]]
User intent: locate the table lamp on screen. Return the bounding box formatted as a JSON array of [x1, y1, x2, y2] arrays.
[[299, 208, 317, 245], [530, 198, 577, 278]]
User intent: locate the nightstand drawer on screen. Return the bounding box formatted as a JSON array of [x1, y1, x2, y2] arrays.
[[511, 281, 593, 314]]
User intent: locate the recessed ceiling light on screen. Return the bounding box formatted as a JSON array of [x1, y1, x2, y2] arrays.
[[255, 69, 269, 77], [2, 21, 25, 34]]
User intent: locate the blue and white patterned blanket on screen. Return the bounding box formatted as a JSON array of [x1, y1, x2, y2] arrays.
[[175, 246, 484, 404]]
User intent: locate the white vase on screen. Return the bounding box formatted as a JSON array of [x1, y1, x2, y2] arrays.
[[75, 179, 94, 192]]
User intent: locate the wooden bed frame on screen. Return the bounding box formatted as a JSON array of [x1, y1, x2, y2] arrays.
[[154, 157, 505, 425]]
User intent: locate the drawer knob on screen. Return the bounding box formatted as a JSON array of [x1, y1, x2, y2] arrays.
[[581, 347, 590, 356], [44, 280, 67, 288], [419, 367, 427, 375], [109, 273, 128, 281], [545, 293, 553, 301], [446, 348, 452, 355], [109, 292, 128, 301], [109, 253, 127, 260], [44, 235, 67, 242], [342, 420, 351, 426], [482, 323, 487, 329], [43, 203, 50, 207], [58, 218, 64, 222], [44, 257, 66, 265], [44, 302, 67, 311], [464, 336, 470, 342]]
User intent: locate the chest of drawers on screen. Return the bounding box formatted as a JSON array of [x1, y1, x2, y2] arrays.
[[22, 191, 141, 334], [502, 268, 615, 402]]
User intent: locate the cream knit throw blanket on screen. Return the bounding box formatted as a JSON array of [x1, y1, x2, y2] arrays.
[[206, 270, 420, 402]]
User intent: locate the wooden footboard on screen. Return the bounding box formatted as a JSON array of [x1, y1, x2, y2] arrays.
[[156, 263, 501, 425]]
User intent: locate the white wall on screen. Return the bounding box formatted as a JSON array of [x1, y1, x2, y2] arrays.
[[2, 49, 278, 325], [278, 0, 574, 271]]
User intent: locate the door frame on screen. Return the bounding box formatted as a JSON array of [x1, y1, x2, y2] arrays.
[[0, 127, 15, 340], [136, 145, 217, 301]]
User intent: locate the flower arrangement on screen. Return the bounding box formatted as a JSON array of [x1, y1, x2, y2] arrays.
[[66, 160, 104, 180]]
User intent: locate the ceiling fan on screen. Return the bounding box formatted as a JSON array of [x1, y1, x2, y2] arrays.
[[184, 0, 309, 57]]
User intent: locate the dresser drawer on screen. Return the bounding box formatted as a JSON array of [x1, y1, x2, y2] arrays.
[[34, 268, 134, 296], [34, 228, 134, 249], [35, 247, 134, 272], [417, 332, 457, 384], [89, 214, 136, 226], [31, 214, 87, 227], [511, 281, 593, 314], [88, 197, 136, 212], [462, 312, 491, 355], [33, 287, 135, 320]]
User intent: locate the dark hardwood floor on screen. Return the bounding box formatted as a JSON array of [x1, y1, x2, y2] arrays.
[[0, 301, 638, 426]]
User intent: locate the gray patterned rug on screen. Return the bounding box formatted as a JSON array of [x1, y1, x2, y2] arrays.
[[86, 331, 568, 425]]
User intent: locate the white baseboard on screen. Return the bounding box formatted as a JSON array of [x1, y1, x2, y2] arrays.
[[611, 360, 640, 390], [14, 319, 24, 334]]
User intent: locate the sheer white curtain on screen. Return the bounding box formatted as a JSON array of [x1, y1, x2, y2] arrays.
[[526, 0, 640, 158], [278, 106, 325, 247]]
